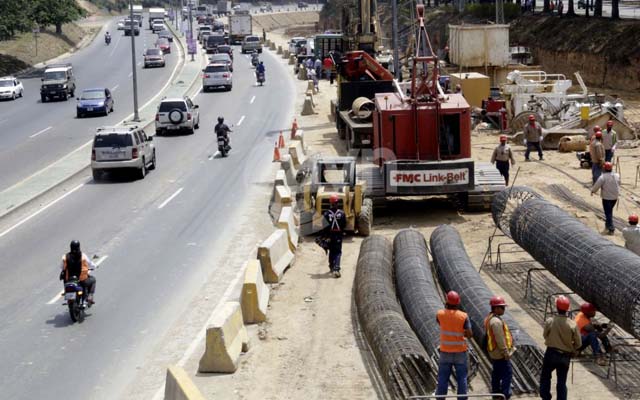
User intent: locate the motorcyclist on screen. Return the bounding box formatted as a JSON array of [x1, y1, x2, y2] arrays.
[[214, 116, 232, 151], [256, 61, 265, 81], [251, 50, 259, 66], [105, 31, 111, 44], [59, 240, 97, 304]]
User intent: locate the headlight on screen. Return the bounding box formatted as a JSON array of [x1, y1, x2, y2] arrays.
[[98, 102, 104, 107], [62, 84, 67, 89]]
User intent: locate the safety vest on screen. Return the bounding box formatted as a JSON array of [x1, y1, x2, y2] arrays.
[[575, 312, 590, 336], [484, 314, 513, 352], [437, 309, 468, 353], [62, 254, 89, 282]]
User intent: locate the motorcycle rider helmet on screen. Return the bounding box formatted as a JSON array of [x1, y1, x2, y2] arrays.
[[70, 240, 81, 254], [217, 117, 224, 124]]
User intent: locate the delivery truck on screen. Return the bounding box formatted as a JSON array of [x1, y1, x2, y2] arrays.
[[229, 13, 252, 44]]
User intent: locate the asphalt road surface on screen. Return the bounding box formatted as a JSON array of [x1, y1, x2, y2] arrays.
[[0, 28, 296, 399]]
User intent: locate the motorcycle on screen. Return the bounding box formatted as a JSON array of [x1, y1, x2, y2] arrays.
[[251, 54, 259, 67], [105, 35, 111, 45], [64, 276, 89, 323], [256, 71, 265, 86], [217, 134, 231, 157]]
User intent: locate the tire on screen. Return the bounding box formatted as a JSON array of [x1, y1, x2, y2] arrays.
[[137, 159, 146, 179], [19, 89, 23, 98], [92, 169, 101, 181], [188, 127, 195, 135], [77, 306, 85, 323], [11, 92, 15, 100], [70, 88, 75, 97], [226, 85, 232, 91], [168, 108, 184, 125], [41, 94, 46, 103], [149, 151, 156, 170], [68, 302, 79, 322], [357, 198, 373, 236], [194, 118, 200, 129], [77, 112, 82, 119]]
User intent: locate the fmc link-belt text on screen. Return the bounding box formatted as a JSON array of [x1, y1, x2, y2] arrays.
[[391, 170, 469, 186]]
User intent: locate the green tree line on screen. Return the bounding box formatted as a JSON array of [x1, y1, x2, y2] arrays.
[[0, 0, 85, 40]]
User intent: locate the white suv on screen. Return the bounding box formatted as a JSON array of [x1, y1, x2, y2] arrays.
[[91, 126, 156, 181], [155, 96, 200, 135], [0, 77, 24, 100], [202, 63, 232, 92]]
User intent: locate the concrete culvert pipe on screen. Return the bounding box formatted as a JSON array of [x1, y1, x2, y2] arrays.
[[351, 97, 375, 121]]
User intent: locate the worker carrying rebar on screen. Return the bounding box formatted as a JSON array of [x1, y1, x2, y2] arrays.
[[622, 214, 640, 255], [491, 135, 516, 186], [435, 291, 473, 400], [589, 131, 605, 184], [539, 295, 582, 400], [575, 302, 612, 366], [523, 114, 543, 161], [603, 120, 618, 162], [322, 194, 346, 278], [483, 295, 515, 400], [590, 161, 620, 235]]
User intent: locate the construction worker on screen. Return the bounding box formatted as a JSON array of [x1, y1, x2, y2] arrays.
[[322, 194, 346, 278], [591, 161, 620, 234], [591, 125, 601, 141], [523, 114, 543, 161], [622, 214, 640, 255], [484, 296, 515, 400], [575, 302, 611, 365], [539, 295, 581, 400], [589, 131, 605, 184], [435, 291, 473, 400], [491, 135, 516, 186], [603, 120, 617, 162]]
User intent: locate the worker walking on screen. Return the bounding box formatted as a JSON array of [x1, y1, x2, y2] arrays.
[[603, 120, 617, 162], [591, 161, 620, 235], [491, 135, 516, 186], [589, 131, 605, 184], [575, 302, 611, 365], [322, 194, 346, 278], [539, 295, 582, 400], [484, 296, 515, 400], [623, 214, 640, 255], [435, 291, 473, 400], [523, 114, 543, 161]]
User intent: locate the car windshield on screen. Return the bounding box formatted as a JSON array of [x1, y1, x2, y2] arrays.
[[81, 90, 105, 100], [205, 65, 227, 73], [200, 27, 211, 32], [146, 49, 162, 55], [157, 38, 169, 45], [159, 101, 187, 112], [218, 45, 231, 53], [0, 81, 14, 87], [159, 30, 171, 36], [43, 71, 66, 81], [246, 37, 259, 42], [94, 134, 132, 148], [209, 54, 230, 62], [207, 35, 224, 44]]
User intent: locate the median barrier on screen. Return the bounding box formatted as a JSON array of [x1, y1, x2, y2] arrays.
[[277, 206, 299, 252], [241, 259, 270, 324], [274, 185, 292, 206], [270, 42, 276, 51], [283, 49, 290, 59], [305, 89, 316, 106], [292, 129, 305, 149], [288, 141, 307, 169], [277, 45, 283, 54], [258, 229, 295, 283], [198, 301, 249, 373], [289, 55, 296, 65], [275, 169, 288, 188], [301, 95, 315, 116], [297, 66, 307, 80], [164, 365, 206, 400], [280, 155, 298, 186]]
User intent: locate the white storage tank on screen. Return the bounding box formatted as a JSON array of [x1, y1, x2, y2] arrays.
[[448, 24, 510, 68]]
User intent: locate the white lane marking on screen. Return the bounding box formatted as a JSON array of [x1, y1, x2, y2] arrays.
[[249, 95, 255, 104], [128, 72, 133, 78], [237, 115, 245, 126], [29, 126, 52, 138], [46, 255, 108, 305], [157, 187, 183, 209], [108, 35, 122, 58], [112, 84, 119, 92], [0, 183, 85, 240], [137, 62, 142, 66]]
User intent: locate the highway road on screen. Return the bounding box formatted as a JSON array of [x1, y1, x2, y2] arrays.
[[0, 25, 296, 400], [0, 17, 179, 192]]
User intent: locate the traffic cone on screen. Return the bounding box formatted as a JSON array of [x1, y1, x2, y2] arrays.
[[278, 131, 285, 148], [290, 118, 298, 140], [272, 141, 281, 162]]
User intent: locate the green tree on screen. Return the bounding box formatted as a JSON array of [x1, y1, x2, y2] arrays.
[[31, 0, 85, 34], [0, 0, 34, 40]]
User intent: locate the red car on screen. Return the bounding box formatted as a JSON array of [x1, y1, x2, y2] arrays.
[[156, 38, 171, 54]]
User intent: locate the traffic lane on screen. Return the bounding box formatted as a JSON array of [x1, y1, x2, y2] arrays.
[[0, 49, 295, 399], [0, 24, 180, 190]]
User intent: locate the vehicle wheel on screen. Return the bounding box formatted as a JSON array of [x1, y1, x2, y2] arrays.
[[138, 159, 146, 179], [70, 88, 75, 97], [202, 86, 208, 93], [259, 49, 263, 53], [357, 198, 373, 236], [77, 306, 85, 323], [194, 119, 200, 129], [69, 303, 79, 323], [226, 85, 232, 91], [92, 169, 102, 181], [149, 151, 156, 170], [19, 89, 23, 98], [77, 112, 82, 118], [156, 129, 162, 136], [188, 127, 195, 135], [11, 92, 15, 100], [41, 94, 46, 103]]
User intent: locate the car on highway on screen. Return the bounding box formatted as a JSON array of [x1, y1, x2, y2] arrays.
[[288, 36, 306, 54], [143, 48, 166, 68], [197, 26, 212, 41], [232, 4, 241, 10], [216, 44, 233, 60], [0, 77, 24, 100], [202, 63, 232, 92], [241, 35, 262, 53], [91, 125, 156, 180], [157, 29, 174, 42], [124, 19, 140, 36], [205, 33, 226, 53], [208, 53, 233, 71], [117, 19, 125, 30], [152, 20, 165, 33], [76, 87, 114, 118], [40, 63, 75, 102], [155, 96, 200, 135], [156, 37, 171, 54]]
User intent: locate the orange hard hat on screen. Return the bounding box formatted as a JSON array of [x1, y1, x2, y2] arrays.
[[446, 291, 461, 306], [604, 162, 613, 171], [593, 125, 601, 132], [595, 131, 603, 139], [490, 295, 507, 307], [329, 194, 339, 204], [528, 114, 536, 121], [629, 214, 639, 224], [556, 295, 571, 311], [499, 135, 507, 142], [607, 120, 614, 127], [580, 302, 596, 315]]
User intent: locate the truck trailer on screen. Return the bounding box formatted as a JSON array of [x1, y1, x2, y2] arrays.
[[229, 13, 252, 44], [148, 8, 165, 29]]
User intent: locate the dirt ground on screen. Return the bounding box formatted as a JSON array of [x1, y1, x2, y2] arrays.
[[193, 24, 640, 400]]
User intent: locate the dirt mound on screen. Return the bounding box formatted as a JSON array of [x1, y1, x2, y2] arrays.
[[0, 55, 30, 76], [253, 11, 319, 32]]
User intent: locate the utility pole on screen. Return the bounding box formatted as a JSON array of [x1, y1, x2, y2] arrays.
[[188, 3, 195, 61], [129, 0, 140, 121], [496, 0, 505, 24], [392, 0, 400, 80]]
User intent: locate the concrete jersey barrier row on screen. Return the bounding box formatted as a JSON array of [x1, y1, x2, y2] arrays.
[[241, 260, 270, 323], [164, 365, 206, 400], [198, 301, 249, 373], [258, 228, 295, 283]]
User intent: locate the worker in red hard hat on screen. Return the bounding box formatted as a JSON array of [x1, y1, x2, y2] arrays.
[[574, 302, 612, 365], [484, 295, 515, 399], [491, 135, 516, 186], [603, 120, 617, 162], [591, 160, 620, 235], [540, 295, 582, 400], [321, 193, 347, 278], [523, 114, 543, 161], [435, 291, 473, 399], [589, 130, 605, 184], [623, 214, 640, 255]]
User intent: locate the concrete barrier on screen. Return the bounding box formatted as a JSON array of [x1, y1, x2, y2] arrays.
[[274, 185, 292, 206], [301, 95, 315, 116], [258, 229, 295, 283], [275, 169, 288, 188], [164, 365, 206, 400], [198, 301, 249, 373], [288, 141, 307, 169], [241, 259, 270, 324], [277, 45, 283, 55], [283, 49, 290, 59], [292, 129, 305, 149], [280, 154, 298, 186], [277, 206, 299, 252], [297, 67, 307, 80], [289, 55, 296, 65], [269, 42, 276, 51]]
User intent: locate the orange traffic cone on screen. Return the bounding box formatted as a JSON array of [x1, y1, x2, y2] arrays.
[[290, 118, 298, 139], [272, 141, 281, 162], [278, 131, 285, 148]]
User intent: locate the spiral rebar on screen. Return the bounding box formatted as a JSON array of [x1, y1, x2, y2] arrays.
[[491, 186, 542, 238]]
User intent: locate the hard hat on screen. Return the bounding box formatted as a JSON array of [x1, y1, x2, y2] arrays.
[[70, 240, 81, 253], [593, 125, 601, 132], [604, 162, 613, 171], [528, 114, 536, 121], [595, 130, 603, 139], [329, 194, 339, 204], [446, 291, 461, 306], [499, 135, 507, 142], [629, 214, 639, 224], [580, 302, 596, 315], [607, 120, 614, 127], [556, 295, 570, 312], [490, 295, 507, 307]]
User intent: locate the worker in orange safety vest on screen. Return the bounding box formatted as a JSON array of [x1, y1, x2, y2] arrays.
[[60, 240, 97, 304], [484, 295, 515, 399]]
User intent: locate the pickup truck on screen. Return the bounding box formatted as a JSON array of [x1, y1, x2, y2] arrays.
[[241, 35, 262, 54]]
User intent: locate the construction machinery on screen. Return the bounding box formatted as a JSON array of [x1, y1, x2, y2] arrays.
[[300, 157, 373, 236], [341, 0, 378, 54]]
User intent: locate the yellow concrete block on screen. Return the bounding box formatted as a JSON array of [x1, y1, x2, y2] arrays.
[[301, 95, 315, 116], [198, 302, 249, 373], [277, 206, 299, 252], [275, 185, 292, 206], [164, 365, 206, 400], [241, 260, 270, 324], [258, 229, 295, 283], [277, 45, 283, 54], [449, 72, 490, 108], [289, 54, 296, 65], [288, 141, 307, 169]]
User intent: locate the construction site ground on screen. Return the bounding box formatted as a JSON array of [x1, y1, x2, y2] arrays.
[[193, 24, 640, 399]]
